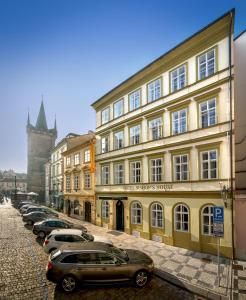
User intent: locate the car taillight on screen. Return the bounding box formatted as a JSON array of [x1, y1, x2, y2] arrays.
[[47, 262, 53, 270], [44, 240, 49, 245]]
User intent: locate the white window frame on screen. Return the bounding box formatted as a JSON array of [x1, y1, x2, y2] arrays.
[[131, 202, 142, 224], [84, 172, 91, 189], [151, 203, 164, 228], [174, 204, 189, 232], [114, 131, 124, 150], [171, 64, 186, 92], [114, 163, 124, 184], [84, 149, 90, 163], [173, 154, 189, 181], [66, 175, 71, 191], [148, 117, 163, 140], [102, 201, 109, 219], [113, 99, 124, 119], [199, 98, 217, 128], [101, 136, 109, 153], [101, 107, 110, 125], [200, 149, 218, 180], [66, 157, 71, 167], [198, 48, 216, 80], [202, 205, 214, 236], [73, 174, 80, 190], [74, 153, 80, 165], [129, 89, 141, 111], [150, 158, 163, 182], [130, 125, 141, 145], [130, 161, 141, 183], [147, 78, 161, 102], [101, 165, 110, 185], [172, 108, 187, 135]]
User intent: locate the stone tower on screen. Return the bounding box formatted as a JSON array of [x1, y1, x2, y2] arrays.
[[26, 101, 57, 202]]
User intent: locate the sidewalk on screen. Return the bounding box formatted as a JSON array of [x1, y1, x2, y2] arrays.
[[59, 212, 246, 300]]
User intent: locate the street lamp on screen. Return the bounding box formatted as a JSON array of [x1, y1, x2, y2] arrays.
[[219, 182, 232, 208]]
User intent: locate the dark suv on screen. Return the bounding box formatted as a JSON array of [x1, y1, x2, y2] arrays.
[[46, 242, 154, 292], [32, 219, 87, 238]]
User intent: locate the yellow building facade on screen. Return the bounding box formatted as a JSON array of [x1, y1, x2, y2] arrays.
[[92, 11, 234, 258], [63, 132, 96, 224]]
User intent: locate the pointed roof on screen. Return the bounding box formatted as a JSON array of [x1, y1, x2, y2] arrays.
[[36, 101, 48, 130], [27, 111, 30, 125]]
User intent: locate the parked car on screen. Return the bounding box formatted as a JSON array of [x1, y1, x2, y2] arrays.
[[46, 242, 154, 292], [43, 229, 112, 253], [33, 219, 87, 238], [25, 206, 59, 217], [22, 211, 56, 225], [18, 201, 33, 209], [20, 204, 40, 214]]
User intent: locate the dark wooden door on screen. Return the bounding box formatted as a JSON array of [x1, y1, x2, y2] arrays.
[[116, 200, 124, 231], [84, 201, 91, 222]]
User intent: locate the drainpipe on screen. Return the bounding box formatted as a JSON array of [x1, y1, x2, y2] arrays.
[[228, 10, 235, 260]]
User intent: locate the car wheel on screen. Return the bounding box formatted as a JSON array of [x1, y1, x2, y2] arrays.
[[61, 275, 77, 293], [134, 270, 149, 288], [38, 231, 46, 239], [49, 248, 57, 254], [27, 220, 33, 225]]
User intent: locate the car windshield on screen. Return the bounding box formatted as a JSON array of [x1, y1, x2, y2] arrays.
[[108, 245, 128, 261], [81, 232, 93, 241]]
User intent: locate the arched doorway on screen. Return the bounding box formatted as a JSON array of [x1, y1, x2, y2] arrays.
[[85, 201, 91, 222], [116, 200, 124, 231]]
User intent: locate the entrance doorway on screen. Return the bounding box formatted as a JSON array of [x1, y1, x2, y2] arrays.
[[84, 201, 91, 222], [116, 200, 124, 231]]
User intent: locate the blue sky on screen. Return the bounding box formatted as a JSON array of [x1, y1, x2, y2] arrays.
[[0, 0, 245, 172]]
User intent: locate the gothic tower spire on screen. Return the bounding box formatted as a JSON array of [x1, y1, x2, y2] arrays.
[[36, 100, 48, 131]]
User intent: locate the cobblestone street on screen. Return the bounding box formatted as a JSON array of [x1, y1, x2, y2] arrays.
[[0, 202, 198, 300]]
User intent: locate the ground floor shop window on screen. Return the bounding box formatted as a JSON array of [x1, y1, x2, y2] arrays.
[[151, 202, 163, 228], [102, 200, 109, 219], [131, 201, 142, 224], [202, 205, 214, 235], [174, 204, 189, 232]]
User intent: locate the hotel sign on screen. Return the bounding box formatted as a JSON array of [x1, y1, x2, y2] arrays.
[[124, 184, 173, 192]]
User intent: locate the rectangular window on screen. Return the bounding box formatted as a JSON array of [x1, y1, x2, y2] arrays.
[[114, 163, 124, 184], [101, 165, 110, 185], [200, 98, 216, 128], [66, 176, 71, 191], [130, 161, 141, 183], [148, 78, 161, 102], [74, 153, 80, 165], [171, 64, 186, 92], [198, 48, 216, 80], [173, 154, 189, 181], [101, 136, 109, 153], [149, 117, 163, 140], [114, 99, 124, 118], [66, 157, 71, 167], [114, 131, 124, 150], [172, 109, 187, 135], [130, 125, 140, 145], [129, 89, 141, 111], [201, 150, 218, 179], [74, 174, 79, 190], [101, 107, 110, 125], [84, 172, 91, 188], [84, 149, 90, 162], [150, 158, 162, 182]]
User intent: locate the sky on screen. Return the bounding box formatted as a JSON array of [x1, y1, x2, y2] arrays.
[[0, 0, 245, 173]]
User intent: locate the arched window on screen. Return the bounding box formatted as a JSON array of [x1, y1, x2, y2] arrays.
[[202, 205, 214, 235], [151, 203, 163, 228], [131, 202, 142, 224], [174, 204, 189, 232], [102, 201, 109, 219]]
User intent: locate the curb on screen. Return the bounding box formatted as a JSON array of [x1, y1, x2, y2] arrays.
[[154, 268, 229, 300]]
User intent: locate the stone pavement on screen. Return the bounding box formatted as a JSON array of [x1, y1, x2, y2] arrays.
[[0, 201, 199, 300], [59, 212, 246, 300], [231, 260, 246, 300]]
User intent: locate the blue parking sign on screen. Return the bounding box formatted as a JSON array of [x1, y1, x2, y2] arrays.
[[213, 207, 224, 223]]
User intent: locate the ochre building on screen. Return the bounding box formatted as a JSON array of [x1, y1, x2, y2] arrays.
[[91, 11, 235, 258], [63, 132, 96, 224]]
